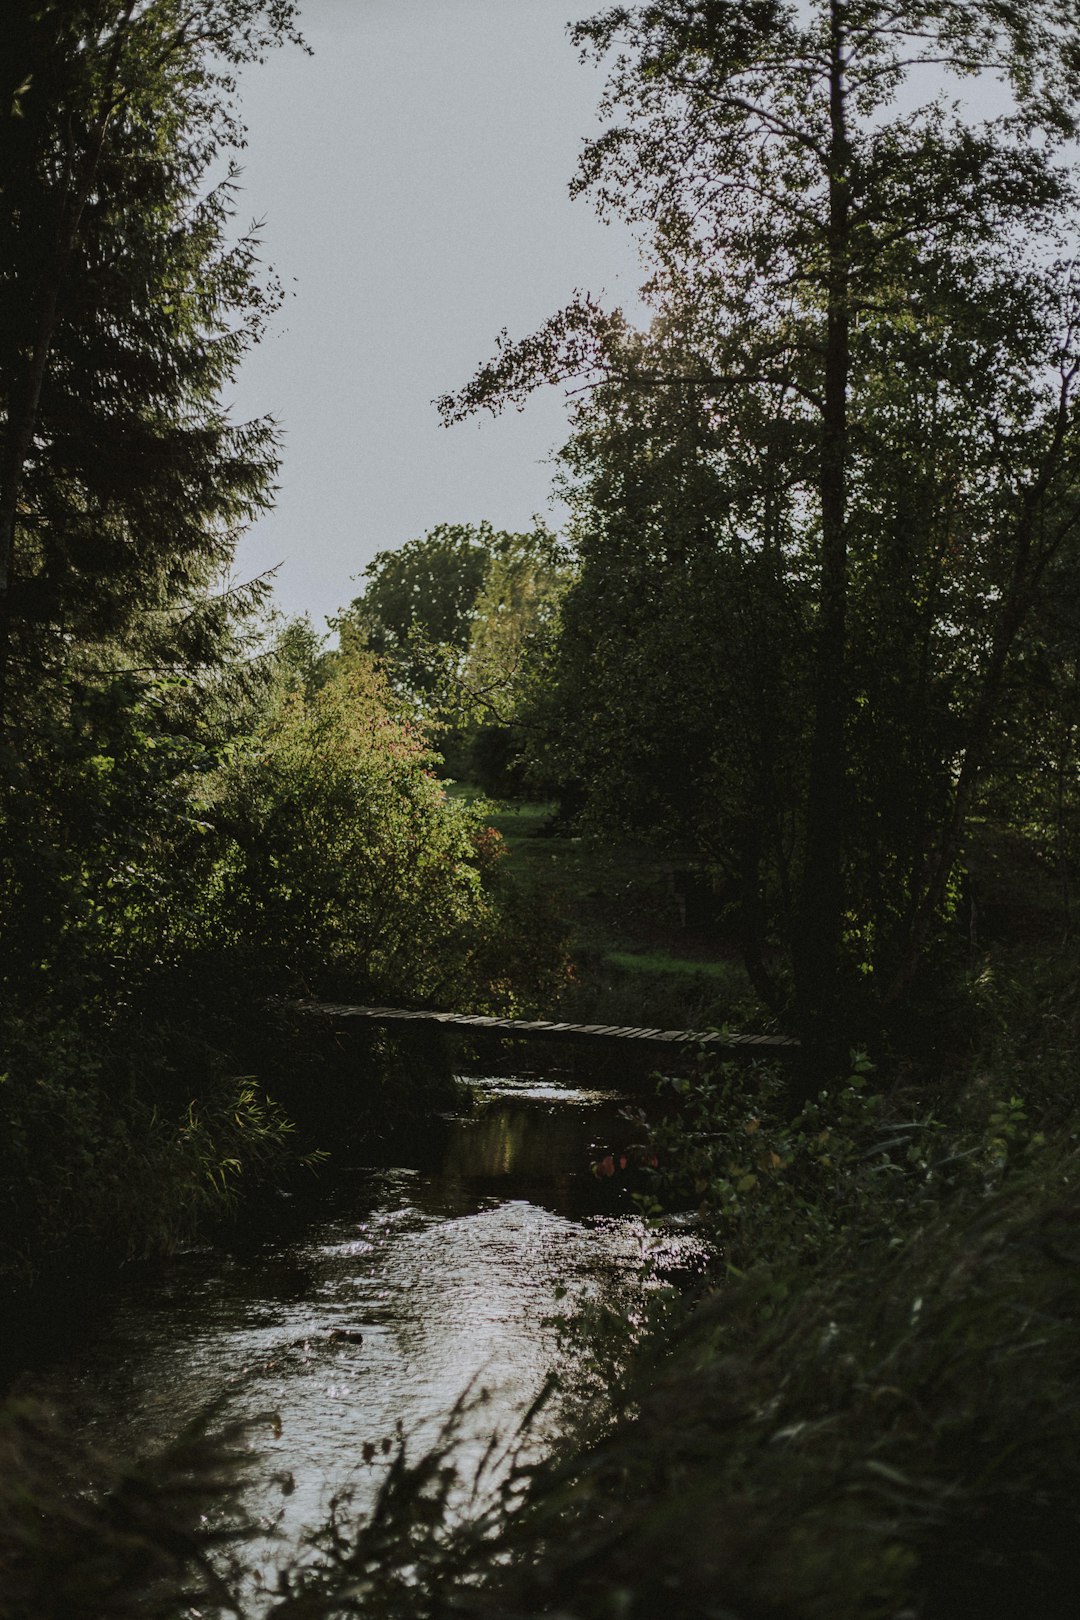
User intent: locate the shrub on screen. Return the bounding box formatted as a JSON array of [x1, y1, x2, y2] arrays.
[[0, 1010, 294, 1286], [202, 659, 507, 1008]]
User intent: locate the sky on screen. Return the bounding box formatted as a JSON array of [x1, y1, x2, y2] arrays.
[[228, 0, 643, 631]]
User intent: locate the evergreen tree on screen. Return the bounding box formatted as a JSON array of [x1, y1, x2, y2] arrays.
[[0, 0, 301, 722], [0, 0, 300, 995]]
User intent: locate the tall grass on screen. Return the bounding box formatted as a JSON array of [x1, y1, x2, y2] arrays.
[[0, 1398, 265, 1620]]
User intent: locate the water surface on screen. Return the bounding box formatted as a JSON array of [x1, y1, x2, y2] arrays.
[[20, 1074, 706, 1577]]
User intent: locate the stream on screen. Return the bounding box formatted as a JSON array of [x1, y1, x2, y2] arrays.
[[10, 1071, 707, 1589]]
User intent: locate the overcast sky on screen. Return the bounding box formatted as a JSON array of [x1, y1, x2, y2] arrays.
[[228, 0, 643, 631]]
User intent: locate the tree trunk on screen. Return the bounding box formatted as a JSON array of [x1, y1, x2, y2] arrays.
[[792, 0, 851, 1088]]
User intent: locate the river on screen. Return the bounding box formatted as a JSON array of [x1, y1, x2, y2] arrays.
[[11, 1069, 707, 1594]]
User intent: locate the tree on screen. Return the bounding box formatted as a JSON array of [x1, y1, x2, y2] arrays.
[[442, 1, 1080, 1058], [336, 524, 494, 698], [0, 0, 300, 1002], [0, 0, 301, 726], [335, 522, 569, 789], [206, 654, 507, 1007], [463, 526, 568, 725], [525, 332, 808, 1006]]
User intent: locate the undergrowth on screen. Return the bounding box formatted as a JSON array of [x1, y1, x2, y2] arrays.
[[246, 945, 1080, 1620], [0, 1002, 464, 1291], [8, 949, 1080, 1617], [0, 1398, 266, 1620], [0, 1009, 297, 1290]]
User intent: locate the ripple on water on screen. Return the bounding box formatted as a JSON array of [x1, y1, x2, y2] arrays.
[[25, 1075, 710, 1587]]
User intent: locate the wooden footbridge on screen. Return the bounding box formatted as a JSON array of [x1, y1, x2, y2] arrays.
[[287, 1001, 799, 1058]]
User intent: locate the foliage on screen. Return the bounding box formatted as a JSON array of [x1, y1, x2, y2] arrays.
[[336, 523, 492, 696], [466, 1148, 1080, 1620], [0, 2, 306, 1284], [258, 1386, 554, 1620], [0, 0, 301, 1021], [0, 7, 564, 1288], [523, 362, 806, 1009], [473, 797, 761, 1030], [0, 0, 301, 716], [2, 669, 246, 1010], [261, 955, 1080, 1620], [12, 7, 1080, 1610], [461, 526, 569, 726], [9, 953, 1080, 1619], [0, 1398, 265, 1620], [334, 521, 569, 793], [444, 0, 1080, 1053], [203, 655, 511, 1008], [0, 627, 561, 1281], [0, 1006, 295, 1286]]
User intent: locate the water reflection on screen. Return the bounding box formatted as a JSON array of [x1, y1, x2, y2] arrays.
[[22, 1075, 707, 1582], [424, 1083, 628, 1215]]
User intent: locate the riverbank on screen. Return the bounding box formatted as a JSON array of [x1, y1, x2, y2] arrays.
[[473, 797, 762, 1031], [9, 807, 1077, 1618], [0, 1000, 467, 1296], [304, 923, 1080, 1620], [170, 815, 1080, 1620], [0, 1069, 694, 1620]]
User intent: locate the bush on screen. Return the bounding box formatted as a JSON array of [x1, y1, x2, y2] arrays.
[[0, 1398, 261, 1620], [0, 1010, 294, 1287], [201, 660, 509, 1008]]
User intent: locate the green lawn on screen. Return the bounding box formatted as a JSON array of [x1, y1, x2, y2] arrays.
[[461, 795, 761, 1029], [607, 950, 744, 983]]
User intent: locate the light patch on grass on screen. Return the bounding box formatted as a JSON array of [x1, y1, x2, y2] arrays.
[[607, 951, 741, 984], [484, 802, 558, 841]]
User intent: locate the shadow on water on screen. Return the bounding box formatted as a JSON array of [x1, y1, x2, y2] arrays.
[[5, 1074, 708, 1582], [404, 1075, 643, 1219]]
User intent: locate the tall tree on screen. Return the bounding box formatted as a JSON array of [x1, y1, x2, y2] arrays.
[[0, 0, 300, 998], [0, 0, 300, 725], [529, 328, 807, 1007], [442, 1, 1080, 1059], [337, 524, 494, 697], [337, 520, 566, 717]]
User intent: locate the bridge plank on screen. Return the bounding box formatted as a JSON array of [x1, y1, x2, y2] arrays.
[[284, 1001, 799, 1054]]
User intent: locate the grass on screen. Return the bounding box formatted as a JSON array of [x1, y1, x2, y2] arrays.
[[248, 922, 1080, 1620], [233, 815, 1080, 1620], [469, 796, 760, 1031], [607, 949, 744, 982], [0, 1398, 262, 1620], [477, 1138, 1080, 1620], [463, 830, 1080, 1619]]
